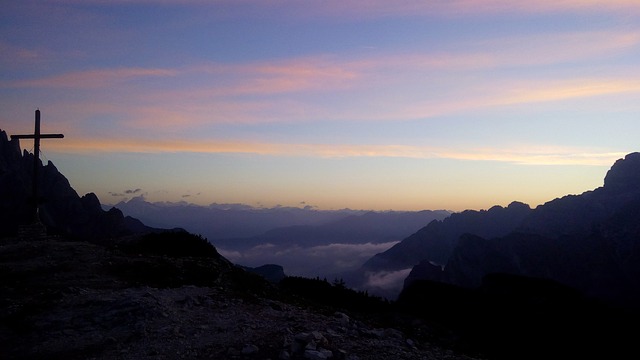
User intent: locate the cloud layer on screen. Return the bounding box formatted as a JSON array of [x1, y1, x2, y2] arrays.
[[218, 241, 400, 278]]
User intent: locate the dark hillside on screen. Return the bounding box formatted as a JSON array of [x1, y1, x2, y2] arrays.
[[397, 273, 639, 360]]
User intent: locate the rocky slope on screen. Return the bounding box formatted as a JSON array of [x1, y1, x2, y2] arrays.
[[0, 233, 482, 360]]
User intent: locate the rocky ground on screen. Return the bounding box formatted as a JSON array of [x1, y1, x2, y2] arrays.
[[0, 235, 482, 360]]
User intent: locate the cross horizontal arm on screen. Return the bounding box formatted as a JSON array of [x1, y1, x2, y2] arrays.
[[11, 134, 64, 139]]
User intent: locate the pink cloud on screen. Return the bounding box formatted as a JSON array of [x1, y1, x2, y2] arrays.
[[31, 0, 640, 28], [3, 68, 176, 89], [0, 42, 42, 63], [397, 76, 640, 122], [144, 0, 640, 19], [134, 0, 640, 19], [44, 133, 626, 166], [185, 57, 360, 96], [5, 26, 638, 97], [5, 27, 638, 139]]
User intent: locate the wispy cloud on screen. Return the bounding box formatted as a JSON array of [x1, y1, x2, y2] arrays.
[[3, 68, 176, 89], [70, 0, 639, 19], [6, 26, 636, 117], [466, 0, 640, 14], [501, 79, 640, 105], [46, 135, 626, 166], [279, 0, 636, 18], [400, 76, 640, 120], [0, 41, 44, 65], [7, 26, 637, 88], [4, 10, 638, 171], [47, 0, 640, 11]]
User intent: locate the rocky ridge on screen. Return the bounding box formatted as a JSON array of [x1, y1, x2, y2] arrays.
[[0, 129, 161, 239]]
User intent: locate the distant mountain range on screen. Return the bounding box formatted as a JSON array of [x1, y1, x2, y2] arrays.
[[110, 196, 451, 278], [109, 197, 451, 244], [213, 209, 452, 250], [109, 196, 371, 240]]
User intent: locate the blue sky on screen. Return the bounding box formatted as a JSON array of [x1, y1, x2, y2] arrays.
[[1, 1, 639, 211]]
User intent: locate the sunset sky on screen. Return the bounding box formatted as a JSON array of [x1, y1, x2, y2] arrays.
[[2, 1, 639, 211]]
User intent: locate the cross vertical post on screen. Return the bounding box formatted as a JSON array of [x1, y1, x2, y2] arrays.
[[32, 109, 41, 217], [11, 110, 64, 223]]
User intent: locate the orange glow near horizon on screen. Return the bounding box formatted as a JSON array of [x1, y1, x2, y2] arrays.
[[40, 137, 627, 167]]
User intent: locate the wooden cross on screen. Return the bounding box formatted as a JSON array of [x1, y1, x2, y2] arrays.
[[11, 109, 64, 223]]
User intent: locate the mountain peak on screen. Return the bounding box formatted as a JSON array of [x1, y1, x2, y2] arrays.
[[603, 152, 640, 193]]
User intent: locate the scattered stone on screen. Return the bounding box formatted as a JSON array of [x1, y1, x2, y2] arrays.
[[241, 344, 259, 355], [304, 348, 333, 360], [334, 349, 348, 360], [384, 328, 404, 339]]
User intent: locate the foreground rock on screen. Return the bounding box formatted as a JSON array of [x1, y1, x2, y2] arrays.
[[0, 235, 480, 360]]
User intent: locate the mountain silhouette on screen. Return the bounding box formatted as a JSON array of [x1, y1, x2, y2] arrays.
[[361, 201, 532, 273], [0, 130, 165, 239], [213, 209, 451, 250], [436, 152, 640, 307], [393, 152, 640, 309], [112, 196, 365, 240]]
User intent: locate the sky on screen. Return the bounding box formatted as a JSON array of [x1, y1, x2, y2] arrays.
[[1, 0, 639, 212]]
